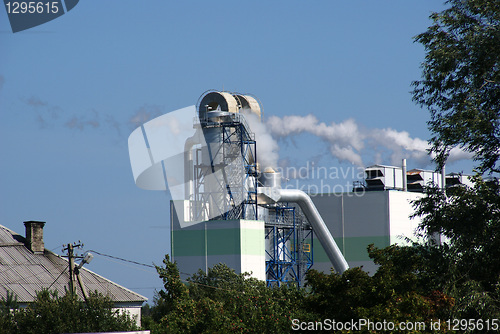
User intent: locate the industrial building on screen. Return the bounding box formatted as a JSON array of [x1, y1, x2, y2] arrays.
[[128, 90, 472, 286], [310, 190, 423, 274]]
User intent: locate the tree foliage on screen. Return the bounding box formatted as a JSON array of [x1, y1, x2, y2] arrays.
[[411, 178, 500, 320], [410, 0, 500, 323], [0, 290, 138, 334], [304, 248, 455, 332], [150, 255, 310, 334], [413, 177, 500, 288], [412, 0, 500, 172], [146, 253, 458, 334]]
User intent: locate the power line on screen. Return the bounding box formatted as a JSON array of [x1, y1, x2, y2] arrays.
[[96, 255, 157, 274], [48, 266, 68, 290], [86, 250, 294, 302], [88, 250, 155, 268]]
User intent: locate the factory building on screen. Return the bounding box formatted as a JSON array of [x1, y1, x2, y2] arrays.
[[310, 191, 423, 274], [128, 91, 472, 286]]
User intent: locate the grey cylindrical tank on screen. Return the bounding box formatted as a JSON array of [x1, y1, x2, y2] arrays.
[[198, 92, 242, 219], [259, 168, 282, 188]]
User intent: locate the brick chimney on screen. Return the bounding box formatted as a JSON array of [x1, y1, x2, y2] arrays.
[[24, 221, 45, 254]]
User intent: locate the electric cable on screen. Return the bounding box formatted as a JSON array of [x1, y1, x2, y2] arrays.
[[47, 266, 68, 290], [87, 249, 294, 302], [87, 250, 155, 268]]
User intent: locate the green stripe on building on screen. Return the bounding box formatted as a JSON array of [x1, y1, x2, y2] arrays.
[[172, 228, 263, 257], [314, 236, 391, 262]]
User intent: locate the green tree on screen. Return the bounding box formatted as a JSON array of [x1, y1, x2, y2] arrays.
[[412, 0, 500, 173], [150, 255, 310, 334], [413, 178, 500, 290], [411, 0, 500, 322], [0, 290, 138, 334], [303, 246, 455, 333], [411, 179, 500, 319], [0, 291, 19, 333]]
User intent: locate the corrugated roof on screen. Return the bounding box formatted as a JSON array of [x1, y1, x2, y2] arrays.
[[0, 225, 147, 304]]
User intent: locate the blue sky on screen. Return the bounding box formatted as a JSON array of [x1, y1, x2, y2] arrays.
[[0, 0, 471, 303]]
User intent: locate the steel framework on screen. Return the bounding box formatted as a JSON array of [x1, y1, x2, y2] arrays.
[[265, 205, 313, 287], [193, 113, 258, 221]]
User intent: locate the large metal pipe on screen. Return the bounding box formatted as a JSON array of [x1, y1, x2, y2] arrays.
[[441, 164, 446, 191], [402, 159, 407, 191], [184, 132, 199, 201], [276, 188, 349, 274]]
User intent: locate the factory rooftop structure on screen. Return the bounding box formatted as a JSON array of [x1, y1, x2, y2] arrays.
[[311, 162, 477, 274], [358, 163, 474, 192], [0, 222, 146, 326]]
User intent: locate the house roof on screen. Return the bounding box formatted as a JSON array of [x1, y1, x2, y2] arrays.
[[0, 225, 147, 304]]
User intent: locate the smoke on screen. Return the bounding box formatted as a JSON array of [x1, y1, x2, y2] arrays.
[[129, 105, 164, 130], [65, 109, 100, 131], [267, 115, 364, 166], [25, 96, 104, 132], [244, 110, 280, 170], [369, 127, 430, 166], [23, 96, 62, 128], [19, 92, 473, 169], [22, 95, 160, 135], [26, 96, 49, 108], [265, 114, 472, 168], [448, 146, 474, 163]]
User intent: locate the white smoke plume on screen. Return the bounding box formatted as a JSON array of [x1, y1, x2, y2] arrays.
[[369, 127, 430, 166], [267, 115, 364, 166], [266, 114, 472, 168], [448, 146, 474, 163], [244, 110, 280, 170]]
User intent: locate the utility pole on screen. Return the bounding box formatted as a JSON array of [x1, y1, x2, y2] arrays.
[[68, 243, 75, 294], [75, 267, 89, 303], [62, 241, 84, 296]]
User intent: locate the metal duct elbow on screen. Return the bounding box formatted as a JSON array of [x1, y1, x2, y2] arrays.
[[277, 188, 349, 274], [198, 91, 238, 120], [234, 94, 262, 120]]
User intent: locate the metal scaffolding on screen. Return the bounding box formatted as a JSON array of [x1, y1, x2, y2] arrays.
[[265, 205, 313, 287], [193, 113, 258, 221]]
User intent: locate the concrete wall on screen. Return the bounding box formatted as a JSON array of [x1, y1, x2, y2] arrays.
[[310, 191, 423, 274], [388, 191, 423, 245], [170, 205, 265, 281]]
